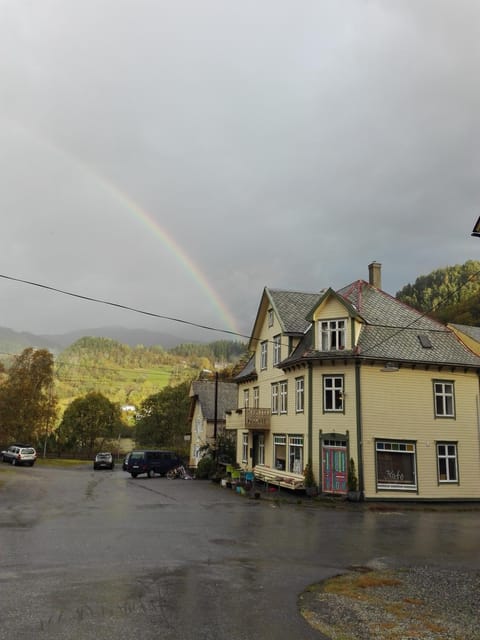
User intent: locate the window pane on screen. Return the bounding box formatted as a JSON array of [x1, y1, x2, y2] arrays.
[[448, 458, 457, 481], [376, 451, 416, 487]]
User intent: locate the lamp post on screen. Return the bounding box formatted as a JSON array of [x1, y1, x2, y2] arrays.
[[213, 371, 218, 465]]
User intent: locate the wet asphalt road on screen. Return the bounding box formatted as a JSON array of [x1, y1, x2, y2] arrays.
[[0, 465, 479, 640]]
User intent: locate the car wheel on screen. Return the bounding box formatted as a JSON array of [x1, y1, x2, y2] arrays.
[[147, 469, 155, 478], [131, 472, 137, 478], [29, 462, 34, 467], [12, 458, 17, 466]]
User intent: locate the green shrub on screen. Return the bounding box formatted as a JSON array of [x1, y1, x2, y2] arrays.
[[196, 455, 216, 479]]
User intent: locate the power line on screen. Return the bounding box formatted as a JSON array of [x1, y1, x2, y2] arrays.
[[0, 273, 252, 341]]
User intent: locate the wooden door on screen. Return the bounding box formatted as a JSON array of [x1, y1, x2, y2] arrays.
[[322, 445, 347, 494]]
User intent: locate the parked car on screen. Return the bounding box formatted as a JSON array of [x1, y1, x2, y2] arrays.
[[93, 452, 114, 470], [126, 450, 182, 478], [122, 452, 131, 471], [1, 444, 37, 466]]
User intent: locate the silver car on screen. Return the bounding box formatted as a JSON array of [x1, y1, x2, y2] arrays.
[[93, 452, 114, 470], [1, 444, 37, 466]]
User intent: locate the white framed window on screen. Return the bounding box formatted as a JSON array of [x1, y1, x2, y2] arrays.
[[280, 381, 288, 414], [260, 341, 268, 370], [323, 375, 344, 412], [375, 440, 417, 491], [243, 389, 250, 408], [271, 383, 279, 414], [253, 386, 259, 408], [437, 443, 458, 483], [258, 434, 265, 465], [288, 435, 304, 474], [434, 381, 455, 418], [273, 434, 286, 470], [242, 433, 249, 463], [268, 309, 274, 327], [321, 319, 346, 351], [295, 377, 304, 413], [273, 334, 281, 365]]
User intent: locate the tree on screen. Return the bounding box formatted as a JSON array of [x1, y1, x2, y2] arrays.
[[396, 260, 480, 315], [135, 381, 191, 455], [0, 348, 57, 446], [57, 392, 122, 454]]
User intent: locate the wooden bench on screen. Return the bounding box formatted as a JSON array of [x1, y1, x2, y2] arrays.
[[253, 465, 305, 490]]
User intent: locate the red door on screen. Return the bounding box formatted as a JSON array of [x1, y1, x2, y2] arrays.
[[322, 445, 347, 494]]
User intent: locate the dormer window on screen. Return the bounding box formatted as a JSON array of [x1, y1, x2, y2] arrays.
[[321, 319, 346, 351]]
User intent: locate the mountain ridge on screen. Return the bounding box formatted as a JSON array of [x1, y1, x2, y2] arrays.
[[0, 325, 198, 354]]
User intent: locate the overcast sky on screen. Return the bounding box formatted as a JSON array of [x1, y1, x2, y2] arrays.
[[1, 1, 479, 341]]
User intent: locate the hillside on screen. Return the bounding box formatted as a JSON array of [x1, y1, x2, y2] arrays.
[[54, 336, 247, 416]]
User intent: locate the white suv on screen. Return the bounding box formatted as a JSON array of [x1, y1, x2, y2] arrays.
[[1, 444, 37, 467]]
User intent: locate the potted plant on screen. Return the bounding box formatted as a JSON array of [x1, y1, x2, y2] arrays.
[[303, 462, 318, 497], [347, 457, 361, 502]]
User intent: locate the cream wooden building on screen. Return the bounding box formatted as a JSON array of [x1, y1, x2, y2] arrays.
[[226, 263, 480, 501]]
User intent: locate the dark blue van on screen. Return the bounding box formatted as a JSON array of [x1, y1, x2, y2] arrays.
[[126, 450, 182, 478]]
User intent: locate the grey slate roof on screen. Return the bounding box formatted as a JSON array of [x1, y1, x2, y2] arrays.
[[190, 380, 237, 421], [233, 354, 256, 382], [236, 279, 480, 377], [268, 289, 322, 334], [282, 280, 480, 368], [450, 323, 480, 343]]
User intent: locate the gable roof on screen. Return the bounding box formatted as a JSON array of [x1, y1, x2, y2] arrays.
[[189, 380, 237, 421], [248, 287, 322, 350], [282, 280, 480, 368]]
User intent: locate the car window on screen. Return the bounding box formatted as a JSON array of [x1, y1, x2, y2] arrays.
[[23, 448, 35, 454]]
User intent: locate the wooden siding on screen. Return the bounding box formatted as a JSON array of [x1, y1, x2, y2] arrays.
[[360, 366, 480, 500]]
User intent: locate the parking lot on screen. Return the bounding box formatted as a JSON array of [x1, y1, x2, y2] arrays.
[[1, 464, 479, 639]]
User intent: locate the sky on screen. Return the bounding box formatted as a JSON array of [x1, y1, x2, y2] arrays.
[[1, 0, 479, 342]]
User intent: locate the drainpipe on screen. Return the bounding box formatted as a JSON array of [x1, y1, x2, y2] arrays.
[[355, 360, 364, 495], [308, 362, 313, 467]]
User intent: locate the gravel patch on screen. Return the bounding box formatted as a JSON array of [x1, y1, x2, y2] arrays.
[[299, 566, 480, 640]]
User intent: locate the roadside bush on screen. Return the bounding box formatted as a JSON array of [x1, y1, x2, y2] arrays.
[[196, 455, 215, 479]]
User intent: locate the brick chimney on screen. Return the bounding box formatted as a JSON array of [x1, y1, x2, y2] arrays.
[[368, 261, 382, 289]]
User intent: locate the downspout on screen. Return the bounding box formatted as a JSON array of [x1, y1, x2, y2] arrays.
[[308, 362, 313, 468], [355, 359, 364, 495]]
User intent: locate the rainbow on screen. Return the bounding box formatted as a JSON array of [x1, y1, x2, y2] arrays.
[[7, 120, 241, 336], [98, 180, 241, 336]]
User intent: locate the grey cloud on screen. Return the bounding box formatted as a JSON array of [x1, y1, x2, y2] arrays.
[[0, 0, 479, 338]]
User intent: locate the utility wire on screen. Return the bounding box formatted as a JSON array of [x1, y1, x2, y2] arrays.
[[0, 273, 252, 341], [1, 267, 479, 362]]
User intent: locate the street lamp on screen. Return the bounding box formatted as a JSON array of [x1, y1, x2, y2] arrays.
[[472, 217, 480, 237]]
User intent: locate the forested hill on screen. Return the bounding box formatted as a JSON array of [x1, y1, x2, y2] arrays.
[[54, 336, 247, 411], [396, 260, 480, 325]]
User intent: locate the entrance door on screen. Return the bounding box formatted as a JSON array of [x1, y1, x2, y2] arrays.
[[252, 432, 265, 467], [322, 442, 347, 494]]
